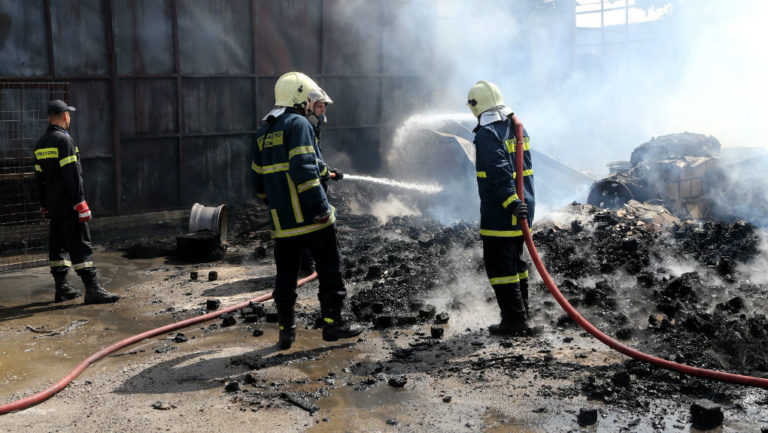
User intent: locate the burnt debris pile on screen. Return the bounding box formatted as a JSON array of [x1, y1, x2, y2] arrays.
[[338, 214, 480, 327], [533, 202, 768, 375]]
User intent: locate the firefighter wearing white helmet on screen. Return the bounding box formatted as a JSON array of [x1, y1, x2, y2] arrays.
[[298, 86, 344, 278], [467, 80, 536, 336], [251, 72, 362, 350]]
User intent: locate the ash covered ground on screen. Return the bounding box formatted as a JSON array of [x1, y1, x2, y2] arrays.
[[5, 190, 768, 431], [228, 185, 768, 430]]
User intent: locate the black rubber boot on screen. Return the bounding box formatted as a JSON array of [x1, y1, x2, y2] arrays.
[[519, 278, 529, 316], [489, 285, 531, 336], [320, 298, 362, 342], [276, 303, 296, 350], [489, 314, 532, 336], [53, 272, 80, 302], [81, 270, 120, 304]]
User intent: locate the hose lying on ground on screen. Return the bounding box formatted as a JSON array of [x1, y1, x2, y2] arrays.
[[0, 272, 318, 414], [510, 120, 768, 388]]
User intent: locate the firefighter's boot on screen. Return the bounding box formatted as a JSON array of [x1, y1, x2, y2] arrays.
[[81, 270, 120, 304], [489, 285, 531, 336], [276, 303, 296, 350], [53, 271, 80, 302], [519, 277, 530, 316], [320, 297, 362, 342]]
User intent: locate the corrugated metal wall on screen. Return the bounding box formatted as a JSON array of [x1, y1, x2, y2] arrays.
[[0, 0, 436, 215]]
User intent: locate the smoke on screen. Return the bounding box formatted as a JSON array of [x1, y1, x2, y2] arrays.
[[346, 193, 422, 225], [413, 0, 768, 177]]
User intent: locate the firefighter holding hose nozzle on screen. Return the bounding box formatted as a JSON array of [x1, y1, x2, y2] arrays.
[[299, 86, 343, 277], [467, 81, 535, 336], [251, 72, 362, 350]]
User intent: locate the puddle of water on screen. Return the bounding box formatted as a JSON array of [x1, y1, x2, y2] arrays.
[[0, 253, 171, 396]]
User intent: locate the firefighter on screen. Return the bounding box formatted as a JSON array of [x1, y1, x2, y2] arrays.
[[466, 81, 535, 335], [34, 100, 120, 304], [298, 87, 343, 277], [307, 86, 343, 190], [251, 72, 362, 349]]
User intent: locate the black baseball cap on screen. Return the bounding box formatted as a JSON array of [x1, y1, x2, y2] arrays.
[[48, 100, 76, 115]]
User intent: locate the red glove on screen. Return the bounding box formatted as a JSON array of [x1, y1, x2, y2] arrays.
[[40, 207, 49, 219], [75, 201, 92, 222]]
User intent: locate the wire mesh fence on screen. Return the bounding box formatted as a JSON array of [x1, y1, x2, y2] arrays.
[[0, 82, 69, 272]]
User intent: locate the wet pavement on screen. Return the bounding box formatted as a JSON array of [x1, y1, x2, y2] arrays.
[[3, 206, 768, 431]]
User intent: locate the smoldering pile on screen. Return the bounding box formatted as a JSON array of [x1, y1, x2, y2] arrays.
[[532, 201, 768, 376], [337, 214, 481, 328]]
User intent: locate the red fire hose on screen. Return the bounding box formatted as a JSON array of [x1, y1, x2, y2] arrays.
[[510, 117, 768, 387], [0, 272, 318, 414]]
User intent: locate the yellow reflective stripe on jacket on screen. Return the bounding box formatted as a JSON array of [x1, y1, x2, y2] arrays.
[[256, 192, 267, 199], [251, 162, 289, 174], [288, 146, 315, 159], [504, 137, 531, 153], [479, 229, 523, 237], [512, 169, 534, 179], [297, 178, 321, 193], [60, 155, 77, 167], [319, 165, 329, 176], [489, 275, 520, 285], [73, 261, 94, 270], [518, 270, 529, 280], [35, 147, 59, 160], [285, 174, 304, 224], [35, 164, 42, 172], [511, 215, 517, 226], [271, 210, 336, 238], [476, 171, 487, 178], [502, 194, 519, 209], [49, 260, 72, 267]]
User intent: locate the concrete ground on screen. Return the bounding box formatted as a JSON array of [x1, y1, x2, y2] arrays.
[[1, 251, 765, 432]]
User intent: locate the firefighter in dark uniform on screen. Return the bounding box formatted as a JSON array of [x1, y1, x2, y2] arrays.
[[467, 81, 535, 335], [34, 100, 120, 304], [299, 86, 343, 276], [251, 72, 362, 349]]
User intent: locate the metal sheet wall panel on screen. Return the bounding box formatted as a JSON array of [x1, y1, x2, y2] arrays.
[[177, 0, 253, 74], [180, 135, 253, 206], [256, 76, 277, 120], [321, 127, 382, 174], [0, 1, 49, 76], [323, 77, 381, 126], [323, 0, 383, 74], [49, 0, 109, 76], [69, 80, 112, 157], [81, 158, 116, 213], [118, 78, 177, 136], [181, 78, 254, 134], [120, 138, 178, 211], [113, 0, 174, 75], [253, 0, 322, 75]]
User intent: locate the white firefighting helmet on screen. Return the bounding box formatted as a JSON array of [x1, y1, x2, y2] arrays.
[[274, 72, 318, 109], [467, 80, 504, 118], [308, 87, 333, 125]]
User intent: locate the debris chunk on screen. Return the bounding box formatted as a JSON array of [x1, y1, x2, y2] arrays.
[[190, 271, 198, 281], [208, 271, 218, 281], [224, 381, 240, 392], [388, 376, 407, 388], [430, 326, 444, 339], [577, 408, 598, 427], [434, 312, 449, 324], [221, 313, 237, 327], [206, 299, 221, 311], [690, 402, 723, 430], [280, 392, 318, 414], [151, 401, 173, 410], [172, 333, 188, 343]]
